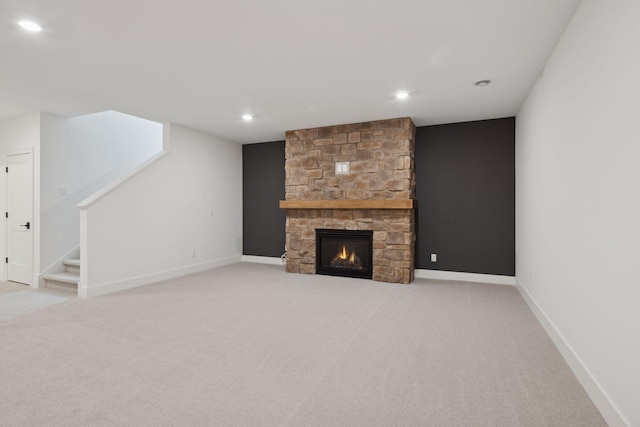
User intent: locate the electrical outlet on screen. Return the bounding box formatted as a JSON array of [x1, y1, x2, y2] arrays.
[[192, 250, 196, 258], [430, 253, 437, 262]]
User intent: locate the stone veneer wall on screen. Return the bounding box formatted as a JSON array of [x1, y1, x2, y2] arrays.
[[284, 118, 416, 284], [285, 118, 415, 201]]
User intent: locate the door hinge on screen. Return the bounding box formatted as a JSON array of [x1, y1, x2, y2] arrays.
[[5, 257, 7, 264], [5, 167, 7, 173]]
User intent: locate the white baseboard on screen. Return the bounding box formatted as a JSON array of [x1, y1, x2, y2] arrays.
[[241, 255, 284, 266], [516, 279, 628, 427], [415, 269, 515, 286], [78, 255, 242, 298]]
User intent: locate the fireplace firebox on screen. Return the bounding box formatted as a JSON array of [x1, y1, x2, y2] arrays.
[[316, 229, 373, 279]]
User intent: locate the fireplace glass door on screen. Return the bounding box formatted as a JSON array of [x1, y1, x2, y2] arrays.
[[316, 229, 373, 279]]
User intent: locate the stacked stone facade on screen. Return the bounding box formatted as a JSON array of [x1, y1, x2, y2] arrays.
[[284, 118, 416, 284], [285, 117, 415, 201]]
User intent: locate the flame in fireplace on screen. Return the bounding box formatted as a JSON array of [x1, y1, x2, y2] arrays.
[[332, 245, 362, 269], [339, 245, 348, 260]]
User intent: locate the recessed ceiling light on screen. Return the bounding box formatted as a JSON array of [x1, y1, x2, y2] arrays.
[[18, 20, 42, 32], [395, 91, 410, 100], [241, 114, 254, 121], [474, 79, 491, 87]]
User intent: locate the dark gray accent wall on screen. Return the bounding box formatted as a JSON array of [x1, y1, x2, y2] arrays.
[[242, 141, 286, 257], [242, 118, 515, 275], [415, 117, 515, 275]]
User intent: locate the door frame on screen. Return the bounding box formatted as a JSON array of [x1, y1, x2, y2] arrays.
[[5, 147, 39, 287]]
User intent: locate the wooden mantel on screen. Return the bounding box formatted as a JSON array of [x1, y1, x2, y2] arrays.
[[279, 199, 414, 210]]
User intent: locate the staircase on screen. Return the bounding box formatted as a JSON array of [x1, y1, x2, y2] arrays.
[[42, 259, 80, 292]]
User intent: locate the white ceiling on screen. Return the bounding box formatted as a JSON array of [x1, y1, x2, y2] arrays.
[[0, 0, 581, 144]]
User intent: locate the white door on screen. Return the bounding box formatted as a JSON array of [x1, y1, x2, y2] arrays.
[[7, 152, 33, 285]]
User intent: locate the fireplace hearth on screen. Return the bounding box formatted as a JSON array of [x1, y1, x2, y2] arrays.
[[316, 229, 373, 279]]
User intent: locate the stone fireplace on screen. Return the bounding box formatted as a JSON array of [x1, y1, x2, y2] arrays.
[[280, 117, 416, 284]]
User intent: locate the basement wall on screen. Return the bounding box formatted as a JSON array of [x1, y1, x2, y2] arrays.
[[516, 0, 640, 425], [415, 118, 515, 275], [242, 140, 286, 257], [242, 119, 515, 278], [40, 111, 162, 272], [79, 123, 242, 297]]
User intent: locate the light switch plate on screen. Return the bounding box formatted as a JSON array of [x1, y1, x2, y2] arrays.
[[335, 161, 349, 175]]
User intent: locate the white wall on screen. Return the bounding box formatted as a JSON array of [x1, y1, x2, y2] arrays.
[[516, 1, 640, 426], [0, 112, 41, 282], [40, 111, 162, 271], [79, 123, 242, 297]]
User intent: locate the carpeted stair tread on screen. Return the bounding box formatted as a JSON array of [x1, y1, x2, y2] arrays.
[[42, 272, 80, 284]]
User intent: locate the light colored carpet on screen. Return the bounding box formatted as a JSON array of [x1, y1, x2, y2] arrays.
[[0, 290, 69, 321], [0, 263, 606, 426], [0, 280, 31, 295]]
